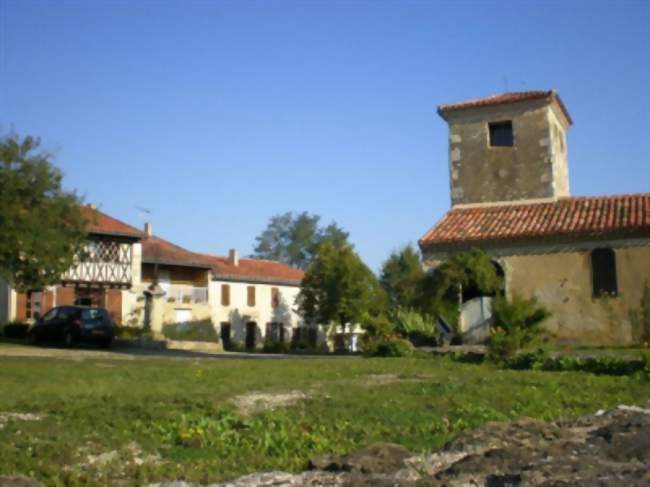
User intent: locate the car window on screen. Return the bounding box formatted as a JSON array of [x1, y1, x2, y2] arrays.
[[81, 309, 104, 321], [41, 309, 57, 322], [57, 307, 72, 320]]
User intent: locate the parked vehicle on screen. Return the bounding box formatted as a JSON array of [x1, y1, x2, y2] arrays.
[[27, 306, 114, 348]]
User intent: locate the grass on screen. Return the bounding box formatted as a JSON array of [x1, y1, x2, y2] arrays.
[[0, 350, 649, 486]]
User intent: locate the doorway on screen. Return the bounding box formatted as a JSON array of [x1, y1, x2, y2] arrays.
[[245, 322, 257, 350], [220, 323, 231, 350]]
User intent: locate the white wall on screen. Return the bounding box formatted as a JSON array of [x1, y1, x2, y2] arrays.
[[209, 279, 304, 345]]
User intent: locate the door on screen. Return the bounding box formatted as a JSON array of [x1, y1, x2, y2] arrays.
[[220, 323, 231, 350], [245, 322, 257, 350]]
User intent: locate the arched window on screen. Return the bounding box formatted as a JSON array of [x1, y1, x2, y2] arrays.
[[591, 248, 618, 298]]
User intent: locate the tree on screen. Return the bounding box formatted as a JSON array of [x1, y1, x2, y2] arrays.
[[379, 244, 424, 312], [297, 242, 386, 332], [253, 211, 350, 269], [0, 134, 87, 290], [415, 248, 503, 327]]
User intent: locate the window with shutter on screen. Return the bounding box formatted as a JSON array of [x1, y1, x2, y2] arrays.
[[247, 286, 256, 307], [271, 287, 279, 308], [591, 248, 618, 297], [221, 284, 230, 306]]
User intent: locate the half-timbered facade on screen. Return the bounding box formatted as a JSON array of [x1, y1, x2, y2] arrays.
[[0, 206, 142, 324]]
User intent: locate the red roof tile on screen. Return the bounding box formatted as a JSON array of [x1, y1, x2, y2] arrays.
[[437, 90, 573, 125], [82, 206, 142, 239], [141, 236, 212, 268], [419, 194, 650, 249], [200, 254, 305, 285]]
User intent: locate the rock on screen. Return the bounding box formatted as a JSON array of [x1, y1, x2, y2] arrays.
[[150, 402, 650, 487], [309, 442, 412, 474], [0, 476, 44, 487]]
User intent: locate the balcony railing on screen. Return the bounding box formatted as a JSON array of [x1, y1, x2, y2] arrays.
[[165, 285, 208, 304]]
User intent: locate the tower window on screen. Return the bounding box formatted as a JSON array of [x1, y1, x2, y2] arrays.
[[591, 248, 618, 297], [489, 121, 514, 147]]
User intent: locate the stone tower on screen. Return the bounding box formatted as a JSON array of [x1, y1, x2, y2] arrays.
[[438, 90, 572, 207]]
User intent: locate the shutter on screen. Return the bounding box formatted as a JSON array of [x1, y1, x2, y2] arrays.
[[41, 290, 55, 315], [221, 285, 230, 306], [57, 286, 76, 306], [271, 288, 279, 308], [16, 292, 27, 321], [247, 286, 255, 307], [105, 289, 123, 324]]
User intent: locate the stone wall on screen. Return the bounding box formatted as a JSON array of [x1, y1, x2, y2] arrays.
[[445, 98, 570, 206], [423, 240, 650, 345]]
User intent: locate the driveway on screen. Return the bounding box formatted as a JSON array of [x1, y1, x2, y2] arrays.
[[0, 341, 358, 361]]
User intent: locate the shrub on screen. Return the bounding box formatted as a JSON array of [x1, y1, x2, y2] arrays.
[[369, 338, 413, 357], [114, 325, 147, 341], [162, 319, 218, 342], [262, 340, 290, 354], [487, 294, 550, 364], [2, 322, 30, 339], [394, 309, 438, 346]]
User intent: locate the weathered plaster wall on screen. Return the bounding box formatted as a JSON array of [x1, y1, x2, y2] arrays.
[[445, 100, 570, 206], [423, 242, 650, 345], [210, 280, 303, 346]]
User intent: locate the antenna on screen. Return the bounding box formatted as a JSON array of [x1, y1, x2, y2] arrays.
[[136, 206, 152, 221]]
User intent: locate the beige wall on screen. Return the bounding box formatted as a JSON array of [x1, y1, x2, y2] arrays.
[[445, 98, 570, 206], [423, 241, 650, 345]]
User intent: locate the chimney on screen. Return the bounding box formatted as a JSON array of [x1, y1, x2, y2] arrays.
[[144, 222, 152, 238], [228, 249, 239, 267]]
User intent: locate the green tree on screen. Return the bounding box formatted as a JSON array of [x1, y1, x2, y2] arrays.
[[380, 244, 424, 312], [253, 211, 350, 269], [0, 134, 87, 290], [297, 242, 386, 332], [416, 248, 503, 327]]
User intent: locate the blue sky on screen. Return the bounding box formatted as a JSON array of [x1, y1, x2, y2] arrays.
[[2, 0, 649, 271]]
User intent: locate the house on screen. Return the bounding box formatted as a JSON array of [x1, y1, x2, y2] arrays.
[[419, 90, 650, 345], [0, 206, 143, 324]]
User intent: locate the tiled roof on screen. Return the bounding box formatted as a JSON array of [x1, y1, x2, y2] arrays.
[[419, 194, 650, 249], [140, 236, 304, 284], [82, 206, 143, 239], [200, 254, 305, 285], [141, 235, 212, 268], [437, 90, 573, 125]]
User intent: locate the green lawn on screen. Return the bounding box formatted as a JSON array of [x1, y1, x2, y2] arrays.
[[1, 352, 649, 486]]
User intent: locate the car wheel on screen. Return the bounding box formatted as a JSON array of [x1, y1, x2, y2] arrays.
[[64, 330, 76, 348]]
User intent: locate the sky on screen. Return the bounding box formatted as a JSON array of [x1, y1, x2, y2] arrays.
[[1, 0, 649, 271]]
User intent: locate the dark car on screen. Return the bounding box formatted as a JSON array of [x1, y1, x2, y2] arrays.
[[28, 306, 114, 348]]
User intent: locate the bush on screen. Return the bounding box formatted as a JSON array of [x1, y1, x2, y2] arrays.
[[2, 322, 30, 339], [487, 294, 550, 364], [114, 325, 148, 341], [506, 350, 649, 377], [394, 309, 438, 346], [630, 280, 650, 344], [162, 320, 218, 342], [368, 338, 413, 357], [262, 340, 290, 354]]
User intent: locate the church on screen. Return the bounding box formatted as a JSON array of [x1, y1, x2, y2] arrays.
[[419, 91, 650, 345]]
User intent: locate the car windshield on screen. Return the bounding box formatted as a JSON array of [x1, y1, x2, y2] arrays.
[[81, 309, 107, 323]]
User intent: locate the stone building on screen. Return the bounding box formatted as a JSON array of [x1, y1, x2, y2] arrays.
[[419, 91, 650, 345]]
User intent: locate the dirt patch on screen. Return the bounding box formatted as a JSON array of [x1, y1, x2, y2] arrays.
[[230, 391, 309, 416], [0, 412, 44, 430]]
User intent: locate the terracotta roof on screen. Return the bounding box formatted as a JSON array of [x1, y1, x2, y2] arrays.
[[200, 254, 305, 285], [437, 90, 573, 125], [419, 194, 650, 250], [82, 206, 142, 239], [141, 236, 212, 268]]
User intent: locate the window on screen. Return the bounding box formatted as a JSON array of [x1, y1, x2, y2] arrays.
[[489, 121, 514, 147], [267, 322, 285, 342], [271, 287, 279, 308], [591, 248, 618, 297], [221, 284, 230, 306], [247, 286, 256, 307]]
